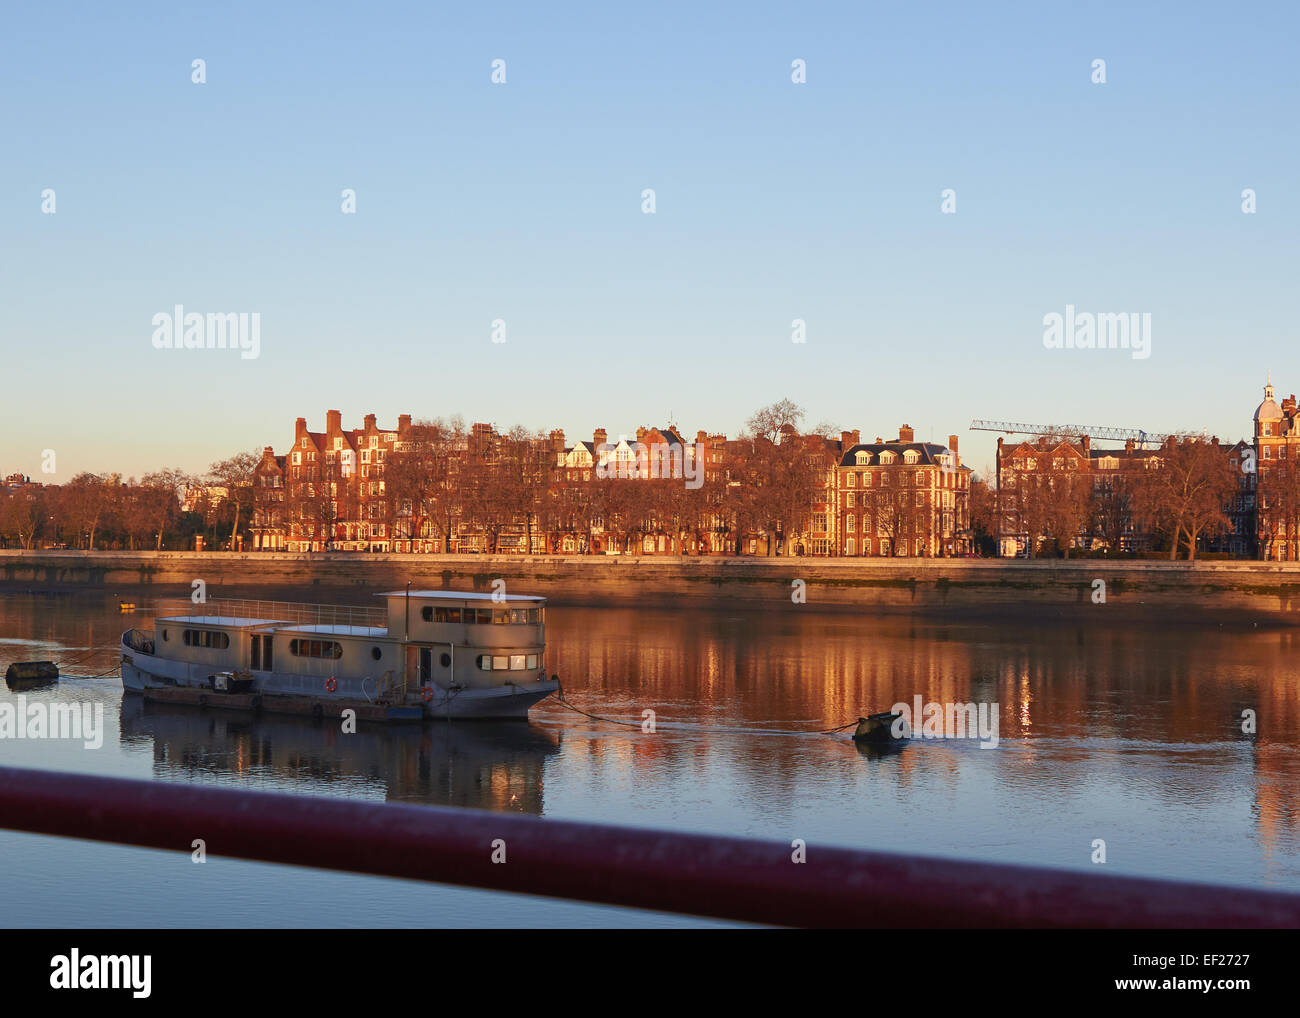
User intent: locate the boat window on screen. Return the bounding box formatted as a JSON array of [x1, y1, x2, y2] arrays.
[[479, 654, 536, 671], [421, 606, 433, 621], [476, 609, 492, 625], [371, 647, 382, 660], [428, 606, 463, 623], [493, 611, 509, 625], [183, 629, 229, 649], [289, 639, 344, 659]]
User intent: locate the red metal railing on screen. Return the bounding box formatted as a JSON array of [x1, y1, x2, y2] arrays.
[[1, 765, 1297, 928]]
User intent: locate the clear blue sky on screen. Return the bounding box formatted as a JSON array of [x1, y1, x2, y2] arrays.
[[3, 0, 1296, 481]]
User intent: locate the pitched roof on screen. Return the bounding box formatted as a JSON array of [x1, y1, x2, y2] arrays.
[[837, 442, 954, 467]]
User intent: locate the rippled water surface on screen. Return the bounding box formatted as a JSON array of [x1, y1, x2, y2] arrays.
[[1, 590, 1297, 926]]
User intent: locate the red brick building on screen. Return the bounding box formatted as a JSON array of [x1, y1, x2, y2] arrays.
[[831, 426, 972, 557]]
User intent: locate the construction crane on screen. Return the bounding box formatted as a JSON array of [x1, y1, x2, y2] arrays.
[[969, 419, 1205, 449]]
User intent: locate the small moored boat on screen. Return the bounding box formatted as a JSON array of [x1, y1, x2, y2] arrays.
[[852, 711, 908, 744]]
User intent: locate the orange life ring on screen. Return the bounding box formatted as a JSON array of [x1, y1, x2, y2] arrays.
[[421, 685, 434, 702], [325, 677, 338, 692]]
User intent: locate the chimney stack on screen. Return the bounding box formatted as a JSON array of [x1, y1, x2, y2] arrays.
[[326, 409, 342, 433], [899, 424, 914, 443], [1081, 434, 1090, 456], [363, 413, 377, 431], [549, 428, 566, 452], [594, 428, 607, 448], [295, 417, 307, 440], [841, 431, 857, 450], [398, 414, 411, 432], [948, 434, 959, 454]]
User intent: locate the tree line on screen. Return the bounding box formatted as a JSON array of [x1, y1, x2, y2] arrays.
[[0, 454, 259, 551]]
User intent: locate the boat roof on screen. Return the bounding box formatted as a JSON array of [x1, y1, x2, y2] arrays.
[[279, 624, 390, 637], [376, 590, 545, 602], [155, 616, 288, 628]]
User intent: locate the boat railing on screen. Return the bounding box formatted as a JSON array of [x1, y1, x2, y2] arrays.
[[150, 598, 388, 631], [121, 628, 156, 655]]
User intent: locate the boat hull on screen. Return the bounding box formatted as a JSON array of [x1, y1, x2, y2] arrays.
[[121, 657, 557, 721]]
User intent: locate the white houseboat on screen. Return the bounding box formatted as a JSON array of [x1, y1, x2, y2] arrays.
[[120, 589, 558, 721]]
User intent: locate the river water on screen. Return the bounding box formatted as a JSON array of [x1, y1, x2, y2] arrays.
[[1, 590, 1297, 926]]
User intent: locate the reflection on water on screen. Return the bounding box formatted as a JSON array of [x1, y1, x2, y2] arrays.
[[118, 697, 559, 812], [2, 589, 1300, 925]]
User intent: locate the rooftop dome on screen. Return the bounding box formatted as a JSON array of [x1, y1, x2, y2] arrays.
[[1255, 382, 1282, 421]]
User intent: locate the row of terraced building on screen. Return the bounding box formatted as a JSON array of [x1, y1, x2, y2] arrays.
[[249, 412, 974, 557]]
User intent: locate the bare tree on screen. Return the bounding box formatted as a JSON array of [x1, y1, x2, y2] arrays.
[[209, 451, 260, 549], [140, 469, 189, 550], [1132, 439, 1235, 561], [0, 489, 43, 549]]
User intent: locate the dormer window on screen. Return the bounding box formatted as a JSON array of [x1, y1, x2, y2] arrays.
[[903, 450, 919, 464], [855, 451, 871, 465]]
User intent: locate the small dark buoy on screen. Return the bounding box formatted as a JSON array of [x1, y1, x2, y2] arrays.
[[5, 661, 60, 689]]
